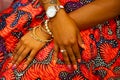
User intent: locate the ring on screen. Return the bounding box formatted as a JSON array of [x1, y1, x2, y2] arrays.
[[60, 49, 66, 53]]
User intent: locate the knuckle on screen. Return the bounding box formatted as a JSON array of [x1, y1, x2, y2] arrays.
[[65, 60, 69, 64], [54, 50, 58, 53], [16, 60, 21, 63], [20, 38, 24, 42], [62, 39, 76, 46], [15, 53, 19, 56], [68, 52, 73, 57], [14, 48, 18, 51], [76, 51, 80, 55], [75, 53, 80, 58], [63, 41, 69, 46], [26, 59, 31, 63], [69, 39, 76, 45], [27, 57, 32, 61], [23, 41, 28, 45], [20, 39, 28, 45], [62, 53, 68, 58], [64, 59, 69, 64], [20, 53, 26, 57]]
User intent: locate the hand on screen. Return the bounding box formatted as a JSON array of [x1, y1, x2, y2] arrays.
[[12, 26, 51, 69], [49, 10, 85, 70]]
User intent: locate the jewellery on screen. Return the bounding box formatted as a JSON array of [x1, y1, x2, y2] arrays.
[[39, 25, 53, 37], [46, 5, 64, 18], [30, 27, 52, 43], [40, 26, 49, 35], [44, 20, 53, 35], [60, 49, 66, 53], [42, 0, 57, 4]]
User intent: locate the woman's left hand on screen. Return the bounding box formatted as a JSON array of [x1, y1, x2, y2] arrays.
[[49, 10, 85, 70]]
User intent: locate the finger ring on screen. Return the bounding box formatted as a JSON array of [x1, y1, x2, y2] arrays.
[[60, 49, 66, 53]]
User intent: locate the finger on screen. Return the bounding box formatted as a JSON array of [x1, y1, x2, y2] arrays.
[[60, 47, 71, 69], [53, 42, 59, 65], [78, 34, 85, 49], [14, 41, 22, 54], [14, 47, 31, 67], [72, 43, 81, 63], [24, 50, 38, 68], [12, 45, 25, 64], [65, 46, 77, 70]]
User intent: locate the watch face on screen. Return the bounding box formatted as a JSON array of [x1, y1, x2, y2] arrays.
[[46, 6, 57, 18]]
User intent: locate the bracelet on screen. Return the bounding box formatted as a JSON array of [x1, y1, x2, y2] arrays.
[[40, 22, 54, 37], [44, 20, 53, 35], [30, 27, 52, 43], [40, 26, 49, 35]]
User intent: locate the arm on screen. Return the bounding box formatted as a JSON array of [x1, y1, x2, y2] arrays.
[[41, 0, 85, 69], [69, 0, 120, 30], [40, 0, 120, 69]]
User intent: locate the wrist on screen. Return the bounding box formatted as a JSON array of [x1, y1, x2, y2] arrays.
[[35, 25, 51, 39], [41, 0, 60, 10], [50, 9, 68, 22]]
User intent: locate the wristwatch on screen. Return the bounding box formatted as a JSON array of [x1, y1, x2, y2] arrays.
[[46, 5, 64, 18]]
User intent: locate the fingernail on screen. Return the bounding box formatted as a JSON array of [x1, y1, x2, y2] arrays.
[[81, 44, 86, 50], [73, 65, 77, 70], [12, 64, 16, 70], [77, 59, 81, 63], [8, 63, 13, 68], [67, 65, 72, 69], [53, 60, 56, 65]]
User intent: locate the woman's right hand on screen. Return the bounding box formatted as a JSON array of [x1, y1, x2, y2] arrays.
[[12, 25, 51, 69]]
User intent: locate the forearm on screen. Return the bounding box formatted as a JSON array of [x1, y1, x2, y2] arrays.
[[40, 0, 59, 10], [40, 0, 120, 30], [69, 0, 120, 30]]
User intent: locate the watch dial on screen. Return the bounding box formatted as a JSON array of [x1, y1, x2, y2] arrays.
[[46, 6, 57, 18]]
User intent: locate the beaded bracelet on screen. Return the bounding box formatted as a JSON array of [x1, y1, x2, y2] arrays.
[[40, 26, 49, 35], [44, 20, 53, 36], [30, 27, 52, 43]]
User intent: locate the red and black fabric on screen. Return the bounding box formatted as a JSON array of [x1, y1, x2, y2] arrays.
[[0, 0, 120, 80]]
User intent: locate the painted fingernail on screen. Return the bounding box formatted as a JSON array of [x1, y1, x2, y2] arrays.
[[8, 63, 13, 68], [77, 59, 81, 63], [81, 44, 86, 50], [53, 60, 56, 65], [12, 64, 16, 70], [67, 65, 72, 69], [73, 65, 77, 70]]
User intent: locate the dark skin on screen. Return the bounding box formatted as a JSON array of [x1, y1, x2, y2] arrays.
[[44, 0, 120, 69], [12, 0, 120, 70], [69, 0, 120, 29]]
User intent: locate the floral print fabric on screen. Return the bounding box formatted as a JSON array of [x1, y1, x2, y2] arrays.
[[0, 0, 120, 80]]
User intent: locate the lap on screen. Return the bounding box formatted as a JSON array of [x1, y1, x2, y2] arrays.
[[0, 0, 120, 80]]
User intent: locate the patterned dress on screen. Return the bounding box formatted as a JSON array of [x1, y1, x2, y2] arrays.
[[0, 0, 120, 80]]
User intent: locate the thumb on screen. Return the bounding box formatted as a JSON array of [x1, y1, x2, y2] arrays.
[[78, 34, 86, 49]]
